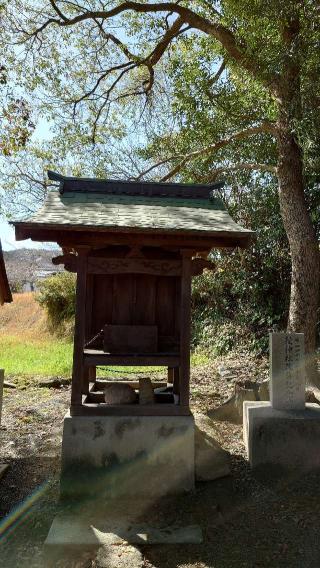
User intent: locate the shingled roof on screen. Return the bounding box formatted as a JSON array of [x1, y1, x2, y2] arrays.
[[0, 239, 12, 305], [14, 172, 253, 246]]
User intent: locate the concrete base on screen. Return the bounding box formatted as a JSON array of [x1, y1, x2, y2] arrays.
[[244, 401, 320, 472], [61, 412, 195, 500]]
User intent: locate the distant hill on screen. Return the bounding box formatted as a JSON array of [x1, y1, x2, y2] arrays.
[[3, 248, 63, 291]]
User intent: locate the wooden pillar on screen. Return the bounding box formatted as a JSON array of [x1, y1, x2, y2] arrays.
[[88, 367, 96, 383], [85, 273, 94, 340], [180, 252, 192, 407], [168, 367, 174, 385], [82, 273, 94, 396], [82, 368, 89, 395], [71, 248, 89, 407], [82, 367, 96, 396], [173, 368, 180, 397], [168, 367, 180, 401]]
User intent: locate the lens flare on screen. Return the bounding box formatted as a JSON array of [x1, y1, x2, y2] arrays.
[[0, 480, 50, 541]]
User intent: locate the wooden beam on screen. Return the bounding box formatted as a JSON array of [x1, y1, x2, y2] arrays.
[[93, 380, 167, 391], [55, 256, 183, 275], [53, 254, 215, 277], [84, 351, 180, 367], [14, 224, 252, 250]]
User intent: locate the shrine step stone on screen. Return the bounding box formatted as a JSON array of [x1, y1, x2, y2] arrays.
[[44, 514, 203, 550]]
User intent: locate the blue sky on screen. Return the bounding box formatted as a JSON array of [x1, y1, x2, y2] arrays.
[[0, 119, 53, 251], [0, 219, 43, 250]]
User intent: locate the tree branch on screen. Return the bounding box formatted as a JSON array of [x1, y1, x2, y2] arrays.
[[72, 61, 134, 109], [209, 162, 277, 180], [33, 1, 280, 95], [49, 0, 68, 22], [208, 59, 226, 86], [152, 123, 276, 182], [68, 13, 185, 113]]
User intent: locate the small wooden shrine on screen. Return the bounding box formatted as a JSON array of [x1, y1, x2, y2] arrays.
[[0, 239, 12, 306], [14, 172, 252, 417]]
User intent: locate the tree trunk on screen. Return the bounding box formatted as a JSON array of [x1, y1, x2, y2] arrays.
[[275, 11, 320, 384], [277, 107, 320, 384]]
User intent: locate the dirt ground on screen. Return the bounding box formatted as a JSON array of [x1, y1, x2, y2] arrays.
[[1, 356, 320, 568]]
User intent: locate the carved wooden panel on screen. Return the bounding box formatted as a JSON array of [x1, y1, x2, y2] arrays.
[[88, 258, 182, 275], [54, 253, 214, 277]]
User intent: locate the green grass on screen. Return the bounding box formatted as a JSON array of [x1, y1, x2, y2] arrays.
[[0, 334, 73, 377], [0, 334, 210, 380]]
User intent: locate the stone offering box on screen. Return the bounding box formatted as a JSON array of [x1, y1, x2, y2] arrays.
[[14, 172, 252, 498]]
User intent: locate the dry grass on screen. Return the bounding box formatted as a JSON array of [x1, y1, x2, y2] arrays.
[[0, 292, 49, 340]]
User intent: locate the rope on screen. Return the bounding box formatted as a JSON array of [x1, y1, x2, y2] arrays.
[[85, 329, 104, 348]]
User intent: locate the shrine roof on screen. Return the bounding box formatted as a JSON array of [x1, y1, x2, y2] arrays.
[[0, 240, 12, 305], [13, 172, 253, 246]]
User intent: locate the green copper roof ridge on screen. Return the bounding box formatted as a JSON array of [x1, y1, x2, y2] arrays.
[[59, 190, 227, 211], [47, 169, 224, 189]]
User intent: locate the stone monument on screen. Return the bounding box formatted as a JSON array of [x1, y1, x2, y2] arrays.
[[269, 332, 305, 410], [243, 332, 320, 473]]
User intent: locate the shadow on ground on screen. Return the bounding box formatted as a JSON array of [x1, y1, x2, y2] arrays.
[[1, 454, 320, 567], [140, 457, 320, 568], [0, 456, 59, 568]]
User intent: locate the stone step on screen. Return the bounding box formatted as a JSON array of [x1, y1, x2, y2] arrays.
[[45, 514, 203, 549]]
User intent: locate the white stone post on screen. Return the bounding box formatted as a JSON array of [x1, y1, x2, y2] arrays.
[[269, 332, 305, 410]]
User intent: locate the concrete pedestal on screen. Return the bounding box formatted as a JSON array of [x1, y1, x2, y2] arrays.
[[61, 412, 195, 500], [243, 401, 320, 472]]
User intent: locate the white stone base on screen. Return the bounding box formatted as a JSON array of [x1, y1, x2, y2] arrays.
[[61, 412, 195, 500], [243, 401, 320, 471]]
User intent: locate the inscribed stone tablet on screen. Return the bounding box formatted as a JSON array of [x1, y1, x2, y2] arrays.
[[269, 333, 305, 410]]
